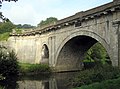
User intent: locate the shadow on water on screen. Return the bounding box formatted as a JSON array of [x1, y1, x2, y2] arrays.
[[0, 72, 78, 89]]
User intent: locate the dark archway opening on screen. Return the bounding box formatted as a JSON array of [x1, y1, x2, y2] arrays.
[[41, 44, 49, 64], [56, 35, 111, 72]]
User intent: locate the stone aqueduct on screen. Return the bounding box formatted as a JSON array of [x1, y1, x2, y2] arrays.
[[8, 0, 120, 71]]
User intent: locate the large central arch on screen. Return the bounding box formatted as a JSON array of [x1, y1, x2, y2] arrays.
[[55, 30, 111, 72]]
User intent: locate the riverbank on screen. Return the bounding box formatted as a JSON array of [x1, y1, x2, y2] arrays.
[[19, 63, 51, 75], [69, 64, 120, 89], [73, 78, 120, 89]]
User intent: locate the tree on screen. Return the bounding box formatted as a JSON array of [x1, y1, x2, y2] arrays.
[[16, 24, 35, 29], [37, 17, 58, 27], [0, 21, 15, 34], [0, 0, 19, 79], [0, 0, 17, 33], [84, 42, 109, 64]]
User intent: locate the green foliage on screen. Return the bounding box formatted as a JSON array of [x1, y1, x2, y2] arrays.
[[19, 63, 51, 74], [0, 21, 15, 34], [70, 42, 115, 89], [0, 75, 5, 80], [84, 42, 109, 64], [0, 48, 19, 78], [73, 78, 120, 89], [69, 65, 120, 88], [16, 24, 35, 29], [37, 17, 57, 27], [0, 21, 15, 41], [0, 32, 9, 41], [14, 29, 22, 34], [14, 24, 35, 34]]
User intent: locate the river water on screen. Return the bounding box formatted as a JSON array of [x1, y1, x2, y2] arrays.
[[0, 72, 78, 89]]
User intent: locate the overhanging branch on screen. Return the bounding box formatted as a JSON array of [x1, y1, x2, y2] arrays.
[[0, 0, 18, 22], [0, 0, 18, 7]]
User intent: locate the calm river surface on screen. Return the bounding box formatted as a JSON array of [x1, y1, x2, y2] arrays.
[[0, 72, 78, 89]]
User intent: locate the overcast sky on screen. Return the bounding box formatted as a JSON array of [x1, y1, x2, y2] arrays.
[[1, 0, 112, 26]]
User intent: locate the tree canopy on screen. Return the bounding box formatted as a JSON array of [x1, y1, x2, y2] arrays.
[[0, 21, 15, 34], [84, 42, 109, 64], [37, 17, 58, 27], [16, 24, 35, 29]]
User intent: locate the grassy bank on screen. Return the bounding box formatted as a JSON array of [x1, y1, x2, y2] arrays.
[[68, 64, 120, 89], [73, 78, 120, 89], [0, 32, 9, 41], [19, 63, 51, 75]]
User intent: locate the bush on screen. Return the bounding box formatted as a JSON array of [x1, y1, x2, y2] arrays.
[[73, 78, 120, 89], [0, 75, 5, 80], [69, 64, 120, 88], [0, 48, 19, 78]]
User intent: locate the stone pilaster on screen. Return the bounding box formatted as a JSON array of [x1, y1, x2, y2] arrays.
[[118, 22, 120, 68], [113, 20, 120, 68]]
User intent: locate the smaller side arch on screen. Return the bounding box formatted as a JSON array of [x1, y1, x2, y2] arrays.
[[41, 44, 49, 64]]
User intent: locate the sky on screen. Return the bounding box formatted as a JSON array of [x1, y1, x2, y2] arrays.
[[1, 0, 112, 26]]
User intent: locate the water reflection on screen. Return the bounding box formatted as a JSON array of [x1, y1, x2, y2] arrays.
[[0, 72, 77, 89], [18, 80, 49, 89]]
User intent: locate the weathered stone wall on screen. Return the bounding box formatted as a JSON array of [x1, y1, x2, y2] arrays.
[[8, 36, 36, 63], [54, 12, 118, 70]]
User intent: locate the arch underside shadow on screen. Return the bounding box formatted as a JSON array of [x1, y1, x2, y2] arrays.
[[55, 31, 110, 72]]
